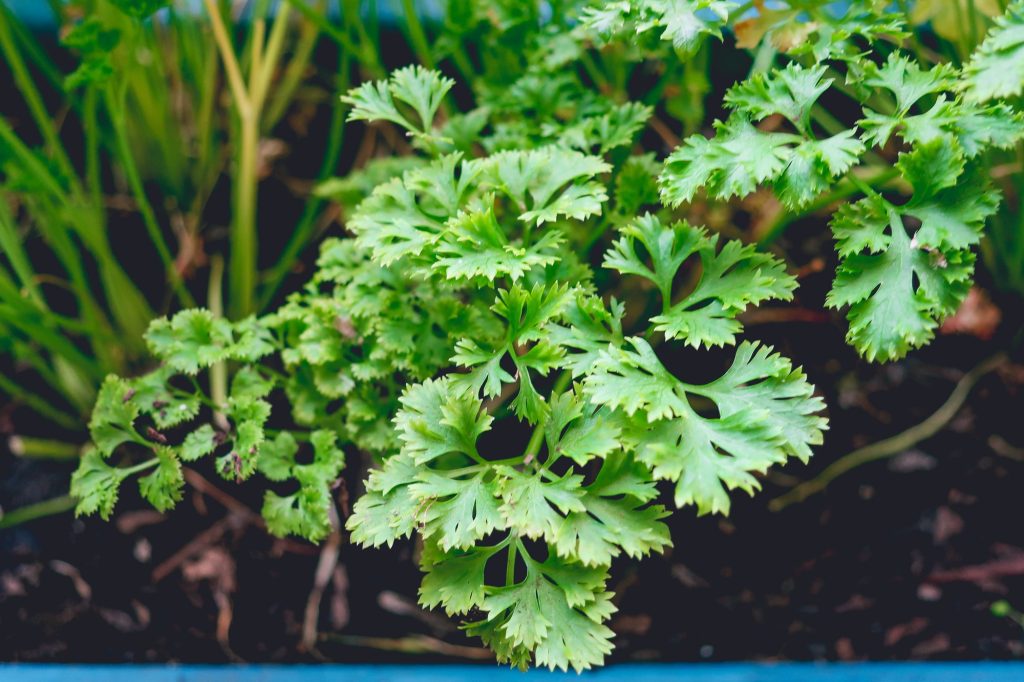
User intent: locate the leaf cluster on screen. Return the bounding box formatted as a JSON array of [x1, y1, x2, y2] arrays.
[[71, 0, 1024, 671]]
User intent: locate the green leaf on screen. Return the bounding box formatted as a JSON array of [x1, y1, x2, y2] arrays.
[[346, 453, 419, 547], [61, 18, 120, 90], [955, 103, 1024, 157], [419, 540, 496, 615], [582, 0, 734, 55], [605, 216, 795, 347], [858, 96, 959, 149], [660, 117, 793, 205], [544, 389, 622, 466], [342, 65, 454, 137], [472, 553, 616, 672], [896, 138, 964, 200], [389, 65, 456, 133], [256, 431, 299, 481], [585, 101, 653, 154], [70, 449, 128, 520], [603, 214, 702, 304], [395, 378, 492, 465], [130, 369, 200, 430], [138, 448, 184, 513], [261, 431, 345, 542], [827, 152, 998, 361], [774, 131, 865, 209], [231, 316, 276, 362], [144, 310, 233, 375], [493, 283, 572, 343], [180, 424, 218, 462], [410, 470, 504, 550], [89, 375, 139, 456], [960, 1, 1024, 103], [262, 487, 332, 542], [216, 419, 264, 481], [547, 294, 624, 378], [348, 154, 483, 266], [497, 468, 585, 541], [230, 366, 275, 402], [485, 148, 611, 225], [662, 87, 865, 210], [861, 52, 957, 114], [434, 207, 562, 283], [555, 453, 670, 566], [450, 338, 516, 398], [109, 0, 169, 18], [725, 63, 832, 134], [586, 338, 825, 514], [614, 153, 662, 216]]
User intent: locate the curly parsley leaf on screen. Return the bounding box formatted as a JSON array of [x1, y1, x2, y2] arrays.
[[827, 142, 1000, 361], [586, 337, 825, 514], [342, 66, 454, 144], [470, 553, 616, 672], [70, 450, 129, 520], [138, 447, 184, 513], [261, 430, 346, 541], [960, 1, 1024, 103], [434, 207, 562, 283], [605, 216, 796, 346], [582, 0, 735, 55]]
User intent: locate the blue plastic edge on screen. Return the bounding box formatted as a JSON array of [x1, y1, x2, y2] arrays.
[[1, 663, 1024, 682], [1, 0, 443, 29]]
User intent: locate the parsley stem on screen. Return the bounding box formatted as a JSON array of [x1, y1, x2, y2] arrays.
[[123, 458, 161, 477], [759, 166, 900, 245], [0, 495, 76, 530], [520, 371, 572, 465], [208, 254, 229, 428], [505, 538, 518, 586]]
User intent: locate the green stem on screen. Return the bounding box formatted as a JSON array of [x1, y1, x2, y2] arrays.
[[258, 45, 350, 310], [264, 2, 322, 129], [0, 7, 77, 183], [0, 373, 81, 429], [105, 84, 195, 308], [505, 537, 518, 586], [769, 354, 1006, 511], [209, 254, 228, 416], [401, 0, 434, 69], [759, 166, 901, 245], [123, 458, 161, 476], [8, 436, 81, 460], [230, 109, 260, 318], [521, 371, 572, 465], [0, 495, 77, 529]]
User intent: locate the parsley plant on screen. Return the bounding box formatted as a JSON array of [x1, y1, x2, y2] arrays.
[[71, 0, 1024, 671]]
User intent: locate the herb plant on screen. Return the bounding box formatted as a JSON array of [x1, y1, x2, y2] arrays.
[[0, 0, 359, 435], [67, 0, 1024, 671]]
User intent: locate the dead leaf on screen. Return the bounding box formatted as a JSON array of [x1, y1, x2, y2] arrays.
[[940, 287, 1001, 340], [931, 506, 964, 544], [911, 633, 951, 657], [886, 617, 928, 646]]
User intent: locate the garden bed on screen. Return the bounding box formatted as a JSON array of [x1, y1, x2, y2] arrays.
[[3, 0, 1024, 672], [4, 327, 1024, 663]]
